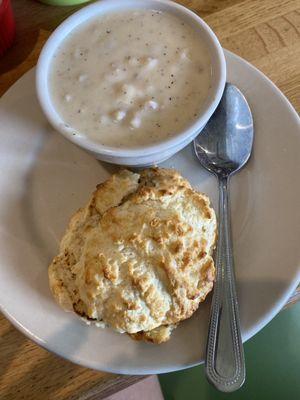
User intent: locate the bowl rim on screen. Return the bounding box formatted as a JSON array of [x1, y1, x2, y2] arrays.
[[36, 0, 226, 158]]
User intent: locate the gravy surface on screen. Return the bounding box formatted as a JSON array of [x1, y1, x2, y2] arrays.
[[50, 10, 212, 148]]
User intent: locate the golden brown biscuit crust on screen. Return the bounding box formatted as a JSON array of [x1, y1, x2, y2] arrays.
[[49, 168, 216, 343]]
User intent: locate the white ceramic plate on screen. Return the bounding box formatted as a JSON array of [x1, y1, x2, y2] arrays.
[[0, 50, 299, 374]]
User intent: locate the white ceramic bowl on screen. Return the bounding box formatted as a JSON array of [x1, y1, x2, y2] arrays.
[[36, 0, 226, 167]]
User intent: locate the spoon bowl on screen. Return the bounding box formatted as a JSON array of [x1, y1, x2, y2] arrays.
[[194, 83, 253, 177]]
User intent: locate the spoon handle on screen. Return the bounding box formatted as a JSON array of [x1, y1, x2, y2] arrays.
[[205, 176, 245, 392]]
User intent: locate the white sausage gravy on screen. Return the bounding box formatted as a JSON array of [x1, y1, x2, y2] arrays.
[[49, 9, 212, 148]]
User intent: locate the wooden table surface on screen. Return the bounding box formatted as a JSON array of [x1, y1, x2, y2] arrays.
[[0, 0, 299, 399]]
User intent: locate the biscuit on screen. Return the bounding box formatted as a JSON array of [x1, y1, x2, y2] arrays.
[[49, 168, 216, 343]]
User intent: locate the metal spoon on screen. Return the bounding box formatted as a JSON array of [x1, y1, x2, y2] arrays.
[[194, 83, 253, 392]]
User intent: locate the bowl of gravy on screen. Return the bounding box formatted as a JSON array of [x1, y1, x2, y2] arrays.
[[36, 0, 226, 166]]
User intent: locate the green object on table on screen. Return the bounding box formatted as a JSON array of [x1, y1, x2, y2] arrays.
[[159, 302, 300, 399], [38, 0, 90, 6]]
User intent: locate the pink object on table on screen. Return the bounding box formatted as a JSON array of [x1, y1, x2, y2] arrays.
[[0, 0, 15, 57], [105, 376, 165, 400]]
